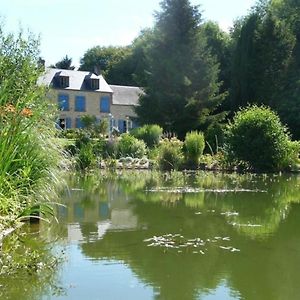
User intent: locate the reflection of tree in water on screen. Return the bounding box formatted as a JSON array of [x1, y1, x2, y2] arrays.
[[70, 172, 300, 300], [0, 226, 65, 300]]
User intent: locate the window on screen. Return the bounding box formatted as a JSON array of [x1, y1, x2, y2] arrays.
[[75, 117, 84, 129], [58, 94, 69, 111], [66, 117, 72, 129], [90, 78, 99, 90], [59, 76, 69, 88], [56, 118, 71, 130], [75, 96, 86, 112], [100, 96, 110, 113], [118, 119, 126, 133]]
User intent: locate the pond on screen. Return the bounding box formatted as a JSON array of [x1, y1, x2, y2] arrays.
[[1, 171, 300, 300]]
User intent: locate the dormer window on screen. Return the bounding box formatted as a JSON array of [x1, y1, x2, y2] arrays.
[[90, 78, 99, 90], [59, 75, 69, 88]]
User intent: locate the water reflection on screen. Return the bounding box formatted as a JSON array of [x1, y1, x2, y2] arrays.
[[55, 171, 300, 300]]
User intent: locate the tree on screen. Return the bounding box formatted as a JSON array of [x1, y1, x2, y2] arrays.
[[50, 55, 75, 70], [79, 46, 138, 85], [136, 0, 225, 138], [229, 0, 300, 139]]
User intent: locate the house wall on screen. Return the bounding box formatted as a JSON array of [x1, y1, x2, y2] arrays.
[[48, 89, 137, 131]]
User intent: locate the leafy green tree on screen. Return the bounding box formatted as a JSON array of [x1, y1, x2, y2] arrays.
[[200, 21, 232, 94], [79, 46, 138, 85], [136, 0, 225, 138], [50, 55, 75, 70]]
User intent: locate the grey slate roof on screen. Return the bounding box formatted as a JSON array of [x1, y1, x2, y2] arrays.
[[109, 85, 143, 106], [38, 68, 113, 93]]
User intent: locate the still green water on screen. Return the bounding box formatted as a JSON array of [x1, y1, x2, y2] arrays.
[[3, 171, 300, 300]]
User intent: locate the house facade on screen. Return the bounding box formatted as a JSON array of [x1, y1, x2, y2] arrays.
[[38, 68, 142, 133]]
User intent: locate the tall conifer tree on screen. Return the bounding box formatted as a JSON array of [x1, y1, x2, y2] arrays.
[[136, 0, 225, 137]]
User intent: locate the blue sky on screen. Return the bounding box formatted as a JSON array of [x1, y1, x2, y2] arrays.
[[1, 0, 256, 67]]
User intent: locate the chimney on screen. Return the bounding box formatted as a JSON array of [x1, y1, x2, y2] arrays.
[[93, 65, 101, 76]]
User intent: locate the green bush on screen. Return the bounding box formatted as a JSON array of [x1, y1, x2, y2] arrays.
[[76, 143, 96, 170], [158, 138, 183, 171], [204, 123, 225, 154], [117, 134, 146, 158], [103, 139, 118, 158], [93, 138, 106, 157], [184, 131, 205, 168], [131, 124, 163, 148], [75, 133, 91, 150], [225, 105, 298, 171]]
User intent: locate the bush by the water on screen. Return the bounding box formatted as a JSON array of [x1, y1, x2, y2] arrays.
[[226, 105, 299, 171], [131, 124, 163, 148], [184, 131, 205, 168], [117, 134, 146, 158], [158, 138, 183, 171]]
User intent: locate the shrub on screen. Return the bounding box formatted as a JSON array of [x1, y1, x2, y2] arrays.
[[184, 131, 205, 168], [204, 123, 225, 154], [158, 138, 183, 171], [117, 134, 146, 158], [75, 132, 91, 150], [93, 138, 106, 157], [76, 144, 96, 170], [131, 124, 163, 148], [225, 105, 298, 171], [103, 138, 118, 158]]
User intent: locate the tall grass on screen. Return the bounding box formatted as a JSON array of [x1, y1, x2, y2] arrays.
[[0, 27, 63, 217]]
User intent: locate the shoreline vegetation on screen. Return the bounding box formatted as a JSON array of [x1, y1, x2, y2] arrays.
[[60, 108, 300, 174]]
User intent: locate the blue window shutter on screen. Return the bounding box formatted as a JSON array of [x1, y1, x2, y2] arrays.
[[66, 118, 72, 129], [75, 117, 83, 128], [75, 96, 86, 112], [118, 119, 125, 133], [58, 94, 69, 111], [100, 96, 110, 113]]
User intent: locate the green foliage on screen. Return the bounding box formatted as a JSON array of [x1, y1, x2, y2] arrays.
[[184, 131, 205, 167], [229, 0, 300, 139], [95, 119, 109, 137], [80, 114, 97, 130], [79, 45, 138, 85], [92, 138, 106, 157], [76, 143, 96, 170], [204, 123, 225, 154], [131, 124, 163, 148], [103, 139, 118, 158], [0, 26, 63, 216], [75, 133, 91, 150], [158, 138, 184, 171], [50, 55, 75, 70], [225, 105, 297, 171], [117, 134, 146, 158], [135, 0, 225, 138]]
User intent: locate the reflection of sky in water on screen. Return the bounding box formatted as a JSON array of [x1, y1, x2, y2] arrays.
[[50, 245, 154, 300], [199, 281, 241, 300]]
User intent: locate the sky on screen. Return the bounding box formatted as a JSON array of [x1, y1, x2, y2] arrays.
[[1, 0, 256, 67]]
